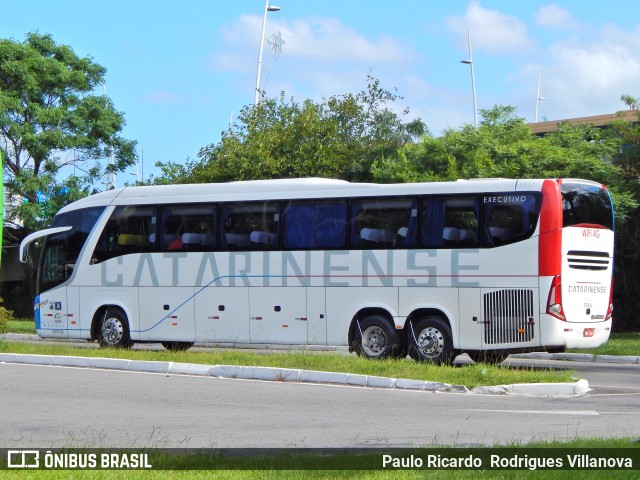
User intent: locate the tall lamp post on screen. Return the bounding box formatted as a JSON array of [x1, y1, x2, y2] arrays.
[[460, 30, 478, 129], [102, 83, 116, 189], [254, 0, 281, 105], [535, 74, 546, 123]]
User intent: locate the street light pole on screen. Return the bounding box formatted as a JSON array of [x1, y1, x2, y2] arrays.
[[535, 74, 546, 123], [102, 83, 116, 189], [460, 30, 478, 129], [254, 0, 281, 105]]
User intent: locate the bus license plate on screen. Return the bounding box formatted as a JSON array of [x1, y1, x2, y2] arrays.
[[583, 328, 595, 337]]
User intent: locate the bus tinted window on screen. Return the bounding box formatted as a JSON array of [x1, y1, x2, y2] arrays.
[[350, 198, 418, 249], [221, 202, 281, 250], [482, 193, 541, 247], [422, 197, 480, 248], [561, 182, 614, 230], [93, 206, 157, 261], [283, 200, 347, 249], [160, 205, 217, 251]]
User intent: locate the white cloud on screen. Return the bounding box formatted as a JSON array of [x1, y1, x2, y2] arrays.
[[446, 1, 530, 54], [535, 4, 580, 30], [519, 24, 640, 120], [209, 13, 422, 113], [214, 14, 413, 71]]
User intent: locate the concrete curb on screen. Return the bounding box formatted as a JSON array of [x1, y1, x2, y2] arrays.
[[471, 378, 590, 397], [512, 352, 640, 365], [0, 352, 588, 397]]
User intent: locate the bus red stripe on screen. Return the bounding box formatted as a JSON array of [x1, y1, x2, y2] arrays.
[[539, 179, 562, 276]]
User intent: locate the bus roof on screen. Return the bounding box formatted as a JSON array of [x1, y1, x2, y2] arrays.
[[57, 177, 556, 213]]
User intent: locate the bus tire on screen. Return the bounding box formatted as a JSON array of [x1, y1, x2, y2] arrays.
[[467, 350, 509, 364], [354, 314, 402, 360], [162, 342, 194, 352], [407, 316, 454, 365], [98, 308, 132, 349]]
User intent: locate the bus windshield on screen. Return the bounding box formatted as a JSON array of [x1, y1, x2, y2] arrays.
[[37, 207, 105, 294], [561, 182, 614, 231]]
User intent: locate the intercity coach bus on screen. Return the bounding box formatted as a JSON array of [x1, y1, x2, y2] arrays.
[[19, 177, 614, 364]]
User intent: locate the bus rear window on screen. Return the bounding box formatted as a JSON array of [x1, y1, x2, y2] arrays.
[[561, 182, 614, 230]]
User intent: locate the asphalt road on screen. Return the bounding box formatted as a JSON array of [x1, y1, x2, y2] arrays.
[[2, 360, 639, 448]]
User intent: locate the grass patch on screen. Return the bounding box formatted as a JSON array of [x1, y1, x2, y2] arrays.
[[6, 318, 36, 334], [0, 340, 574, 388], [568, 333, 640, 356]]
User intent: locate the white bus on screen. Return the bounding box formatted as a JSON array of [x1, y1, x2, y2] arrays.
[[19, 177, 614, 364]]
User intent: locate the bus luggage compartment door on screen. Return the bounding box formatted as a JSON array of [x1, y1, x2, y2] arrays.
[[138, 287, 196, 342], [249, 287, 307, 344]]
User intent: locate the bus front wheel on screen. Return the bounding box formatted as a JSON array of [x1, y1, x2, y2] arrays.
[[354, 314, 402, 360], [407, 316, 454, 365], [98, 308, 132, 349]]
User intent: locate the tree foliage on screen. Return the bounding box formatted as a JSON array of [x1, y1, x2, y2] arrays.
[[156, 75, 426, 184], [606, 96, 640, 329], [0, 32, 136, 230]]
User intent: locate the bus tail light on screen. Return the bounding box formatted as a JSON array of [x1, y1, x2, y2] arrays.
[[605, 277, 614, 321], [546, 275, 566, 321]]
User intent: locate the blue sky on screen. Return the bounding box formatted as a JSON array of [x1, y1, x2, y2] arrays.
[[4, 1, 640, 185]]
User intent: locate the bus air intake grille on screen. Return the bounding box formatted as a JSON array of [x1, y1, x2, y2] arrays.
[[566, 250, 610, 271], [483, 289, 534, 345]]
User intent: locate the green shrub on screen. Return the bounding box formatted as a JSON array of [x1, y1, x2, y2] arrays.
[[0, 297, 15, 334]]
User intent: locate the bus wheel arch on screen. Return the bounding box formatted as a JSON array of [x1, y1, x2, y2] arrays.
[[92, 305, 133, 349], [350, 308, 405, 360], [406, 310, 456, 365]]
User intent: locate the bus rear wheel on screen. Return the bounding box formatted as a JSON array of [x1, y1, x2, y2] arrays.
[[407, 316, 454, 365], [98, 308, 132, 349], [162, 342, 194, 352], [354, 314, 402, 360]]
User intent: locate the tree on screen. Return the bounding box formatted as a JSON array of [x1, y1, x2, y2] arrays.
[[156, 75, 426, 184], [373, 105, 629, 208], [605, 96, 640, 330], [0, 32, 136, 230]]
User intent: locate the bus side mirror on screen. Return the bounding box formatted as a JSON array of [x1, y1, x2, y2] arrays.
[[18, 226, 73, 263]]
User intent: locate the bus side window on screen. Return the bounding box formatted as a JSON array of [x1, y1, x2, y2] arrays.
[[93, 206, 157, 262], [160, 205, 217, 251], [350, 198, 417, 249], [220, 202, 280, 251], [283, 200, 347, 249], [482, 193, 541, 247], [422, 197, 479, 248]]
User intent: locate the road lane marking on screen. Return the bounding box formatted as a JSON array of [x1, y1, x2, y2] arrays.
[[464, 409, 599, 416]]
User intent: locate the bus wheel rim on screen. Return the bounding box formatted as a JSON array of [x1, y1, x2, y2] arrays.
[[417, 327, 444, 358], [362, 325, 387, 356], [102, 317, 124, 345]]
